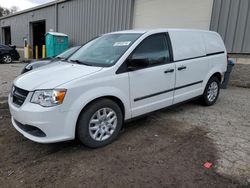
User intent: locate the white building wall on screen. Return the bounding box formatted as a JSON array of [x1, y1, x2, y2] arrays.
[[133, 0, 214, 30]]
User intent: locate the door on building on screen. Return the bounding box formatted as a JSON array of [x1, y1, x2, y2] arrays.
[[2, 27, 11, 45], [31, 21, 45, 59]]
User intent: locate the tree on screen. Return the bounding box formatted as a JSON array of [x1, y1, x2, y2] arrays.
[[0, 5, 19, 17], [10, 6, 19, 14]]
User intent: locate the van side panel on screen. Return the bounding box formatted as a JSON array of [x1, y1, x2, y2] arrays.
[[203, 32, 226, 54], [168, 31, 206, 61], [202, 32, 227, 86], [169, 31, 209, 104]]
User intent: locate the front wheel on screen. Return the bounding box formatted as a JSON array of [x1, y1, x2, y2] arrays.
[[77, 99, 123, 148], [201, 77, 220, 106], [2, 54, 12, 64]]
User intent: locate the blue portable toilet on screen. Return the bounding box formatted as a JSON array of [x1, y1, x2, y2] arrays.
[[45, 32, 68, 57]]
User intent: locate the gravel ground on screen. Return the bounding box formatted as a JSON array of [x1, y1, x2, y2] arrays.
[[230, 64, 250, 88], [164, 87, 250, 183], [0, 87, 249, 187], [0, 63, 26, 98], [0, 62, 250, 187]]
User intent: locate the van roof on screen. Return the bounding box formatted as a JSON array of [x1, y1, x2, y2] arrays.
[[109, 28, 216, 35]]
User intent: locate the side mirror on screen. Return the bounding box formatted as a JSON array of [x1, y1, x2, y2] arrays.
[[127, 58, 149, 71]]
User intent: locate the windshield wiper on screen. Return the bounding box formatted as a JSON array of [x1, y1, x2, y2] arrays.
[[55, 56, 63, 59], [70, 59, 93, 66], [52, 56, 65, 61]]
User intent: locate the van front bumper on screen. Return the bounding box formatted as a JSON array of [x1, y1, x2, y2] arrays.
[[8, 95, 76, 143]]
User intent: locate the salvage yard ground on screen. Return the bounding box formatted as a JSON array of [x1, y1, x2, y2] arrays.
[[0, 62, 250, 187]]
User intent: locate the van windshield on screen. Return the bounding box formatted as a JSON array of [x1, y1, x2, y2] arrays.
[[56, 46, 80, 59], [68, 33, 142, 67]]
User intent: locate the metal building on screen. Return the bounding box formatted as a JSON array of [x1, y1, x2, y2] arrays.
[[0, 0, 249, 59], [210, 0, 250, 54], [0, 0, 134, 58]]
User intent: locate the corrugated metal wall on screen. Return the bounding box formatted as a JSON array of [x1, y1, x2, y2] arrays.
[[57, 0, 134, 45], [0, 6, 56, 47], [0, 0, 134, 47], [210, 0, 250, 54]]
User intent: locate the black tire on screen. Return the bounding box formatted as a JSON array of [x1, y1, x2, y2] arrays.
[[201, 77, 220, 106], [77, 99, 123, 148], [1, 54, 13, 64], [2, 54, 12, 63]]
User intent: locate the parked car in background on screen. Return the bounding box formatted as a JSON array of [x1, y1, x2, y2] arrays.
[[0, 44, 20, 64], [21, 46, 80, 74], [9, 29, 227, 148]]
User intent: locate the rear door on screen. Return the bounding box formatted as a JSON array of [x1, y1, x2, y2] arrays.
[[128, 33, 176, 117], [169, 31, 209, 104]]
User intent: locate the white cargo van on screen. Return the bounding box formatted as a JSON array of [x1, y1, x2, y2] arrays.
[[9, 29, 227, 148]]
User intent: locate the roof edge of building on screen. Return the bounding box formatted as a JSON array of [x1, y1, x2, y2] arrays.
[[0, 0, 70, 20]]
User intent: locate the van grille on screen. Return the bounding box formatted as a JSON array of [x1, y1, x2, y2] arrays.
[[12, 86, 29, 106]]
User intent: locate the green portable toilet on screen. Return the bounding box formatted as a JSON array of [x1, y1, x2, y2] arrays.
[[45, 32, 68, 57]]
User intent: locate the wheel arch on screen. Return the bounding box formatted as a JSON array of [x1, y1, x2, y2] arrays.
[[1, 53, 11, 57], [203, 71, 223, 92], [211, 72, 222, 82], [202, 70, 223, 96], [80, 95, 125, 118]]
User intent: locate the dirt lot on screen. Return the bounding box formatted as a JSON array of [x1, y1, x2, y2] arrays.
[[0, 63, 26, 98], [230, 63, 250, 88], [0, 62, 250, 187]]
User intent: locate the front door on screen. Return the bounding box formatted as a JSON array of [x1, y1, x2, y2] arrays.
[[128, 33, 176, 117]]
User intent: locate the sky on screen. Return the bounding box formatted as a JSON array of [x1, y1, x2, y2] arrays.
[[0, 0, 54, 11]]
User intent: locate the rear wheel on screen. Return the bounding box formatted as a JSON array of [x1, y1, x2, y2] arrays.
[[77, 99, 123, 148], [201, 77, 220, 106], [2, 54, 12, 64]]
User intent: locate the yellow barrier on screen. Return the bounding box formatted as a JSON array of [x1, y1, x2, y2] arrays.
[[42, 45, 46, 59], [35, 45, 38, 59], [28, 45, 31, 59], [25, 45, 31, 59]]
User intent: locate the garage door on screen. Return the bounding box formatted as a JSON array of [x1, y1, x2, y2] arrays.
[[133, 0, 213, 30]]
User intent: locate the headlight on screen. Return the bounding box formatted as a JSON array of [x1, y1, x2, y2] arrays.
[[30, 89, 67, 107], [10, 85, 15, 97]]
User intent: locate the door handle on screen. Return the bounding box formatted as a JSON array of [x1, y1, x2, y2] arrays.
[[164, 69, 174, 73], [177, 66, 187, 71]]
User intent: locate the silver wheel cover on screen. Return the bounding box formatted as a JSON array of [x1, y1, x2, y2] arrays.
[[207, 81, 218, 102], [89, 108, 117, 141], [3, 55, 12, 63]]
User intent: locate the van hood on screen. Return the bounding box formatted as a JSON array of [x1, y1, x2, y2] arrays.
[[14, 61, 103, 91]]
